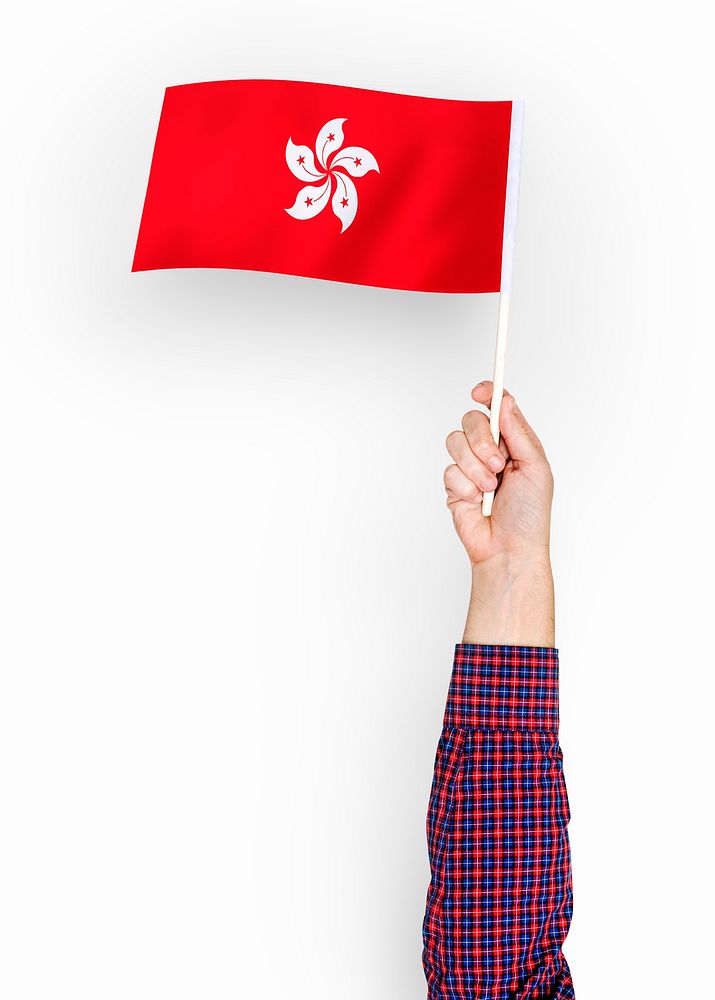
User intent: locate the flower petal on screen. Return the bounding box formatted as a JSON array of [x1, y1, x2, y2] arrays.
[[329, 146, 379, 178], [285, 139, 326, 183], [315, 118, 346, 169], [285, 178, 333, 221], [331, 172, 358, 233]]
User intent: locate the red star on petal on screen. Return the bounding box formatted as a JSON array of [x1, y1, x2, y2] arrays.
[[327, 133, 335, 141], [354, 157, 362, 166], [340, 197, 349, 207], [297, 155, 305, 165], [305, 197, 313, 206]]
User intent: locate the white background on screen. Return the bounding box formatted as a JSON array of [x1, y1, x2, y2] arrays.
[[1, 2, 712, 997]]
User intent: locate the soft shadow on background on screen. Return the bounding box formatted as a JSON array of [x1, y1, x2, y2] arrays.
[[1, 2, 712, 998]]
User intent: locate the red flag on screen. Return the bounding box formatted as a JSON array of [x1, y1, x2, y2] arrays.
[[132, 80, 522, 294]]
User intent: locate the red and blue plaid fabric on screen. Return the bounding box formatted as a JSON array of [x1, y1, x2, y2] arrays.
[[423, 645, 574, 999]]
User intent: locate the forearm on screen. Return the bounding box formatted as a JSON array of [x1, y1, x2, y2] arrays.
[[462, 552, 555, 647], [428, 383, 574, 995]]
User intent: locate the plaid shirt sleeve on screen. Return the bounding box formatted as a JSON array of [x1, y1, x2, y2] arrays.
[[422, 645, 574, 999]]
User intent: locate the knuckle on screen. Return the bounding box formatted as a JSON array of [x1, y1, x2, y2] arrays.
[[461, 409, 486, 433], [445, 430, 463, 451], [473, 438, 494, 457]]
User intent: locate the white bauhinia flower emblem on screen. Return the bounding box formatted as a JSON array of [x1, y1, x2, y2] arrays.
[[284, 118, 379, 233]]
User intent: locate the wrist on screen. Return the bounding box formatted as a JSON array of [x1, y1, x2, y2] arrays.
[[463, 551, 555, 647], [469, 546, 552, 577]]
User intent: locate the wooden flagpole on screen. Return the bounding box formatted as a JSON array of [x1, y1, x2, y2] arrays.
[[482, 100, 524, 517], [481, 292, 509, 516]]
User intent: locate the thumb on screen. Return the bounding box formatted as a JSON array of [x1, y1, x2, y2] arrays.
[[471, 381, 546, 464], [498, 393, 546, 464]]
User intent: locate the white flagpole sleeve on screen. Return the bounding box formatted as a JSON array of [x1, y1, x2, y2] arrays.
[[482, 100, 524, 518]]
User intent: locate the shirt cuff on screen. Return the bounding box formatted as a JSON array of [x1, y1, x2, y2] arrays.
[[443, 644, 560, 733]]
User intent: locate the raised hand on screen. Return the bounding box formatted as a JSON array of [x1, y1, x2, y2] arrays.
[[444, 382, 555, 645]]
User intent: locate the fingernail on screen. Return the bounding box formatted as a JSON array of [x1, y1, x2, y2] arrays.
[[474, 381, 486, 389], [508, 396, 518, 413], [488, 456, 503, 472]]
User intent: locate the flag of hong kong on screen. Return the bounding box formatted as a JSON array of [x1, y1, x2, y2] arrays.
[[132, 79, 523, 294]]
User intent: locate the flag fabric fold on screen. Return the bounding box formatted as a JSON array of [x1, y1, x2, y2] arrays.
[[132, 79, 521, 294]]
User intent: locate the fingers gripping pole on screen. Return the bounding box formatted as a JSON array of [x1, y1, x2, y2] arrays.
[[482, 292, 510, 517]]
